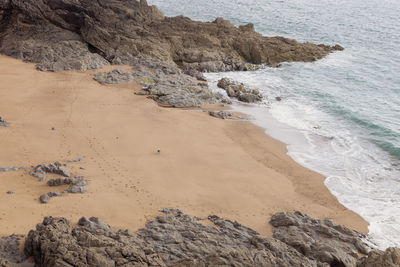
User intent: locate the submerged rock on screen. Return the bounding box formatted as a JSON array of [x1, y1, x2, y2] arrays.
[[217, 77, 263, 103]]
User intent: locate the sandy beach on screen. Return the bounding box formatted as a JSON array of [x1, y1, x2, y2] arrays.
[[0, 55, 368, 237]]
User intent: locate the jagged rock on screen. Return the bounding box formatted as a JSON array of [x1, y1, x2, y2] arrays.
[[39, 192, 61, 204], [31, 162, 70, 178], [271, 211, 370, 267], [0, 0, 342, 108], [24, 209, 317, 267], [217, 78, 263, 103], [0, 0, 342, 72], [209, 111, 233, 120], [94, 69, 137, 84], [357, 247, 400, 267], [0, 117, 8, 127], [47, 176, 89, 194], [0, 234, 25, 266]]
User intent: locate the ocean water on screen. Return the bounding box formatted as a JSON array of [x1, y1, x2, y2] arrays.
[[148, 0, 400, 249]]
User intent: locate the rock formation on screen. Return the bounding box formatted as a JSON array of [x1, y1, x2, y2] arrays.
[[271, 211, 370, 266], [0, 210, 396, 266], [0, 0, 343, 107], [217, 77, 263, 103], [209, 110, 234, 120]]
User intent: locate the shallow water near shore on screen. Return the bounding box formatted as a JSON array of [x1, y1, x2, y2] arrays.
[[150, 0, 400, 249]]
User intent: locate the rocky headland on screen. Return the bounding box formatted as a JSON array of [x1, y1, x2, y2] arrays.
[[0, 0, 343, 107]]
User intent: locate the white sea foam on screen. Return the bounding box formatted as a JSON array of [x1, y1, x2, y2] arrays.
[[206, 71, 400, 249], [151, 0, 400, 249]]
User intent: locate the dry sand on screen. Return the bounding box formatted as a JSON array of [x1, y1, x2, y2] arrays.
[[0, 55, 368, 237]]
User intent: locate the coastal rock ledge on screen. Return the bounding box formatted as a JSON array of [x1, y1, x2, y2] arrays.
[[0, 209, 396, 266], [0, 0, 343, 107]]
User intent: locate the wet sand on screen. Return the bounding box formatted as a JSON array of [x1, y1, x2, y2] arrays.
[[0, 55, 368, 236]]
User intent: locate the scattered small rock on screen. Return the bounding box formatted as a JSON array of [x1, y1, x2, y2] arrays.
[[67, 157, 83, 163], [0, 117, 8, 127], [209, 111, 233, 120], [0, 167, 26, 172], [39, 192, 61, 204], [47, 176, 89, 194]]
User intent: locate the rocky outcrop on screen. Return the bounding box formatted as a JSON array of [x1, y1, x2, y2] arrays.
[[0, 0, 342, 72], [30, 162, 71, 180], [0, 117, 8, 127], [0, 209, 393, 266], [217, 77, 263, 103], [271, 211, 370, 266], [24, 209, 316, 267], [0, 0, 343, 107], [357, 247, 400, 267]]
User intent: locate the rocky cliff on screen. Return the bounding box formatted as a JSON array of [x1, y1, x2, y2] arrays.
[[0, 0, 342, 72], [0, 0, 343, 107]]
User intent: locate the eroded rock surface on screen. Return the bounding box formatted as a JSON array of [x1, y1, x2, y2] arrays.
[[24, 209, 316, 267], [271, 211, 370, 267], [0, 0, 343, 107], [217, 77, 263, 103], [357, 247, 400, 267], [0, 234, 25, 266], [30, 162, 70, 180], [209, 110, 233, 120]]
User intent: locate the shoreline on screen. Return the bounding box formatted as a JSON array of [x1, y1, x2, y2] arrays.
[[0, 54, 368, 237]]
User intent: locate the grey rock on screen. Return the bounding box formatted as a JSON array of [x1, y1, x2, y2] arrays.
[[357, 247, 400, 267], [48, 176, 89, 194], [39, 192, 61, 204], [271, 211, 371, 267], [0, 234, 26, 265], [24, 209, 316, 267], [67, 157, 83, 163], [0, 0, 341, 108], [208, 111, 233, 120], [217, 78, 263, 103], [0, 117, 8, 127], [0, 167, 26, 172], [276, 96, 282, 101], [94, 69, 137, 84], [32, 162, 70, 178]]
